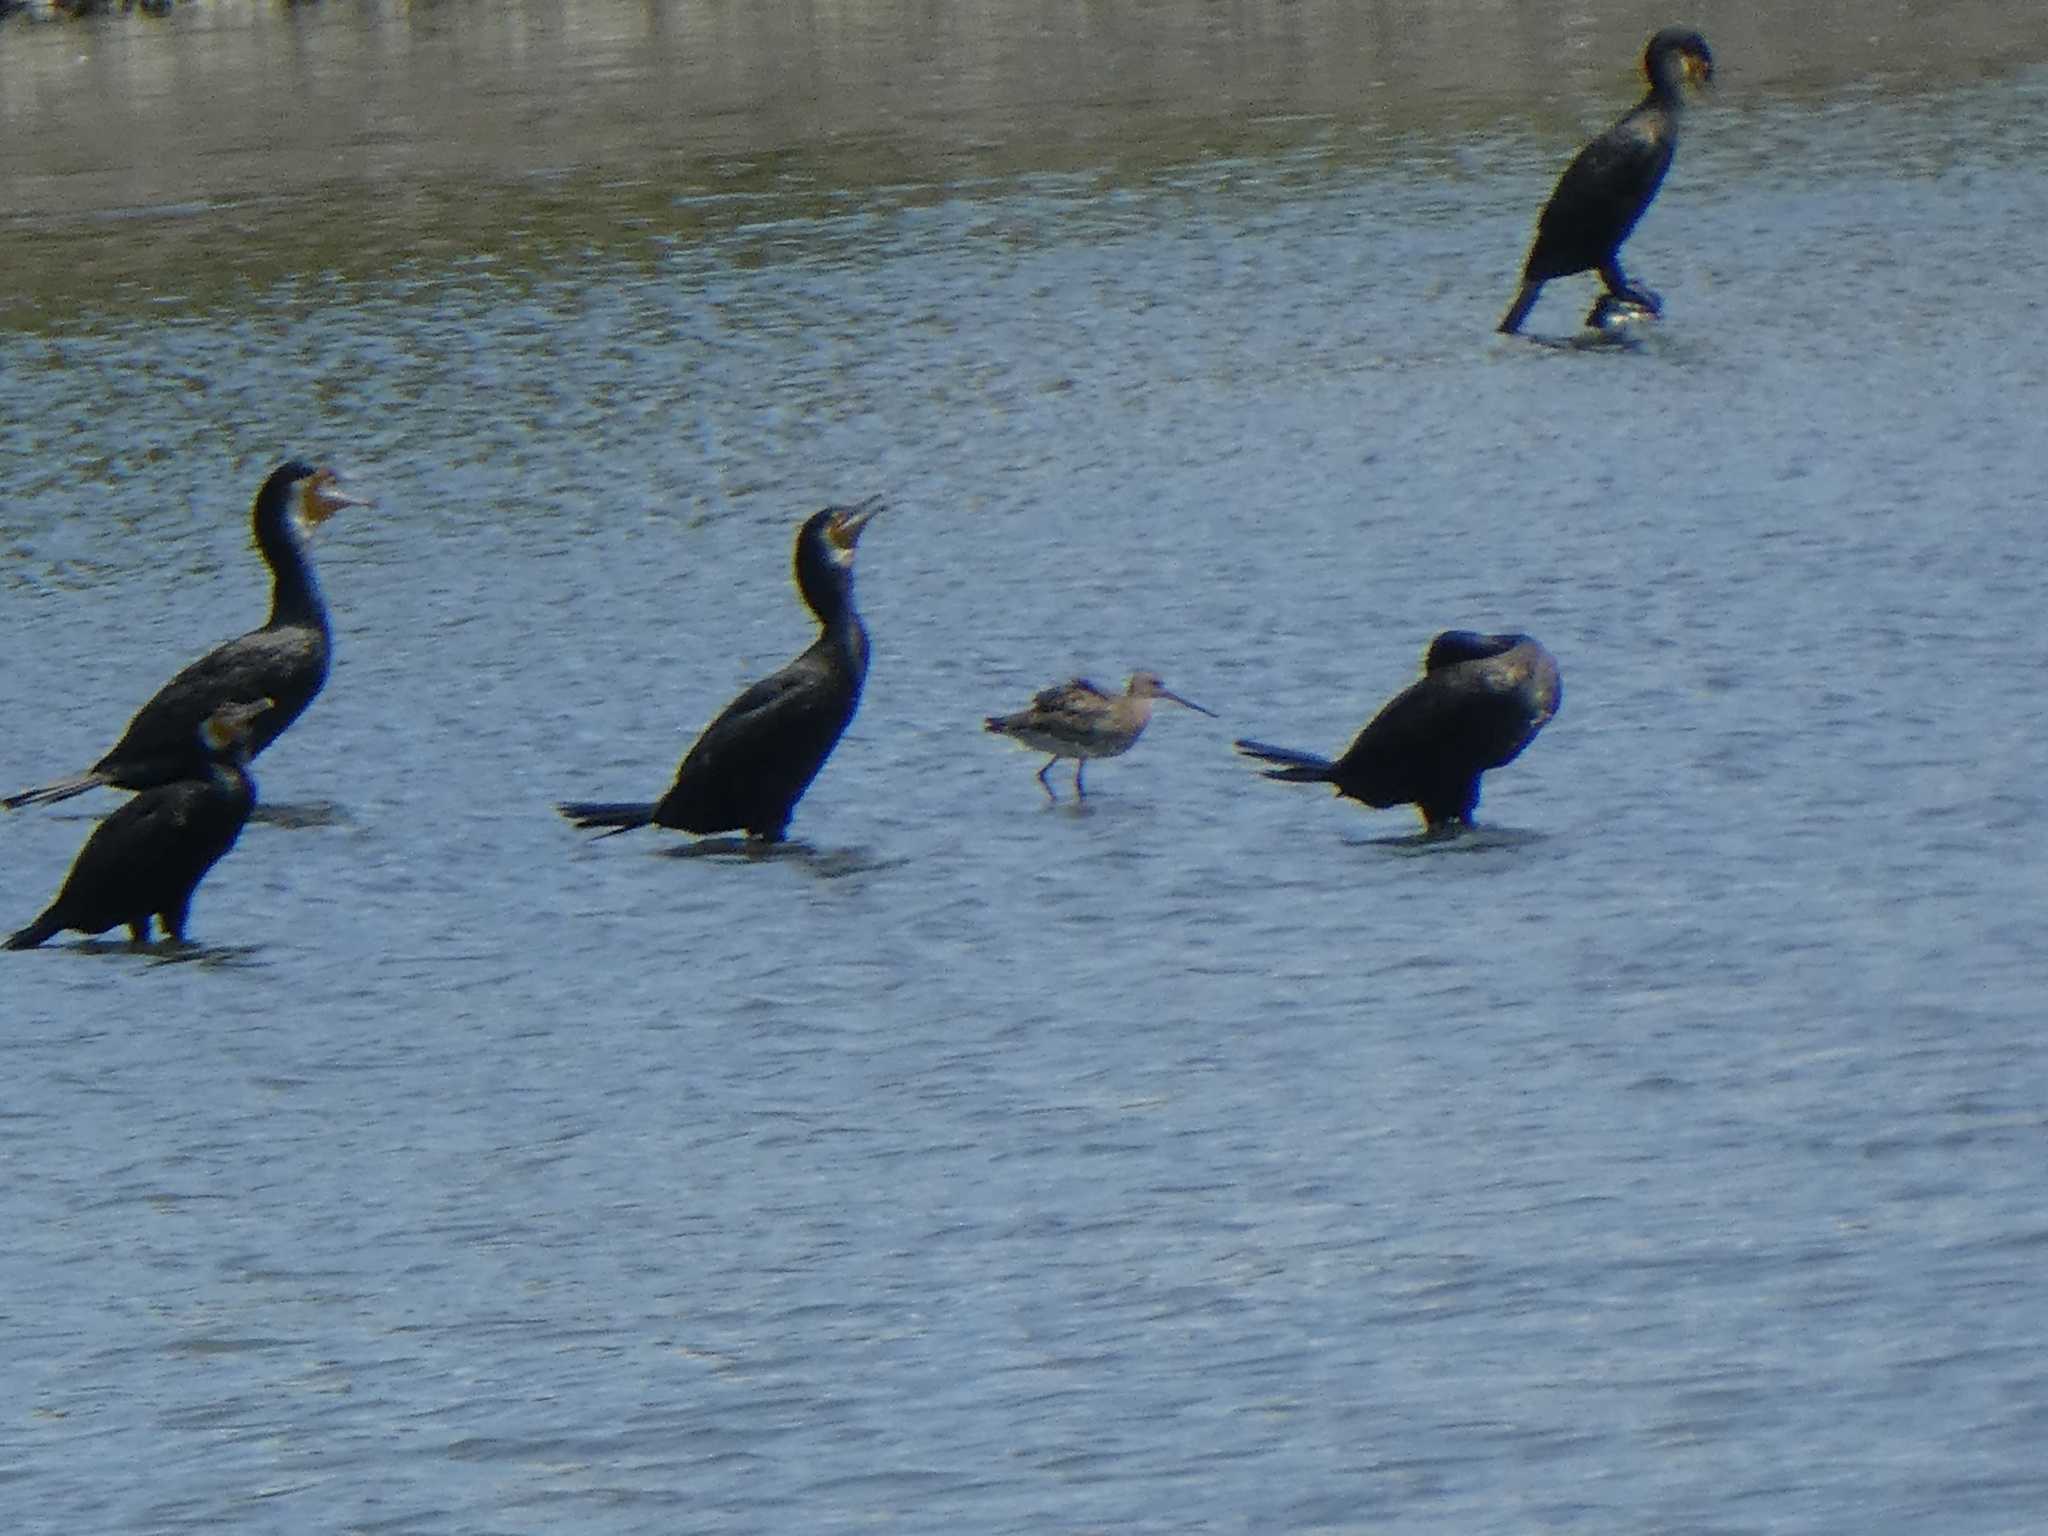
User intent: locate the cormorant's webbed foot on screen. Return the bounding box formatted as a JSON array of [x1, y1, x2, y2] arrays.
[[1584, 292, 1657, 333], [1597, 262, 1662, 317]]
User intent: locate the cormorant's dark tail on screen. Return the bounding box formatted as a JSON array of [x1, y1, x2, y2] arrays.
[[1234, 739, 1336, 783], [556, 800, 657, 837], [5, 909, 62, 950], [1497, 281, 1541, 336], [3, 772, 107, 812]]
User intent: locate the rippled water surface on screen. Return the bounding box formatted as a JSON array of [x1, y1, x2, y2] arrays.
[[5, 4, 2048, 1533]]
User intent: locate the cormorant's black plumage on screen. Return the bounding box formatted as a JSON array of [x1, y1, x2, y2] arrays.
[[6, 699, 268, 949], [558, 499, 881, 844], [4, 461, 361, 811], [1235, 631, 1561, 834], [1498, 28, 1713, 336]]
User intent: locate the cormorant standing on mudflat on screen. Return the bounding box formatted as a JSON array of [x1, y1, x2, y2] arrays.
[[4, 461, 365, 810], [6, 697, 270, 950], [1235, 632, 1561, 834], [1498, 28, 1714, 336], [558, 498, 882, 844]]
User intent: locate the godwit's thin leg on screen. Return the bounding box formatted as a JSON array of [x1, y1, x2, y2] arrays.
[[1036, 759, 1059, 802], [1075, 761, 1088, 801]]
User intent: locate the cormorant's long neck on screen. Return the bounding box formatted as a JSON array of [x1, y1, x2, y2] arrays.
[[1643, 58, 1690, 117], [207, 753, 257, 807], [796, 550, 866, 665], [257, 507, 327, 633]]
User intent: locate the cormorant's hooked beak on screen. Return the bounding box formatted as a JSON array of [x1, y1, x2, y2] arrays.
[[200, 696, 276, 752], [1160, 688, 1218, 718], [825, 495, 884, 557], [298, 468, 371, 529]]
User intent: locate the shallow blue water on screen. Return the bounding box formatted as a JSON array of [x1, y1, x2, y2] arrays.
[[4, 19, 2048, 1534]]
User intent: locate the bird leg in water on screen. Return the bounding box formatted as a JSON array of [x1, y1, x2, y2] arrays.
[[1074, 762, 1088, 801], [1598, 259, 1662, 315], [1035, 759, 1059, 802]]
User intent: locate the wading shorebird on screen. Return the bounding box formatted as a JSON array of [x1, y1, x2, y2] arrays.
[[1235, 632, 1560, 835], [986, 671, 1215, 802]]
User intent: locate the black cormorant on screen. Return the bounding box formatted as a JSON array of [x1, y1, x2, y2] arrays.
[[558, 498, 882, 844], [1497, 28, 1714, 336], [1235, 631, 1561, 834], [6, 697, 270, 949], [4, 461, 364, 811]]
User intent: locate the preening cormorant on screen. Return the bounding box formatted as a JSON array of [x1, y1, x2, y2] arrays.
[[1235, 631, 1561, 834], [1498, 28, 1714, 336], [985, 671, 1215, 802], [6, 697, 270, 950], [4, 461, 365, 811], [557, 498, 882, 844]]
